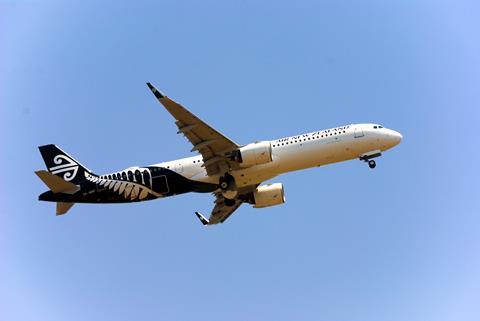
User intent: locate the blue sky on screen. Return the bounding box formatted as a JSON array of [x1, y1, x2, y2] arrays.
[[1, 1, 480, 320]]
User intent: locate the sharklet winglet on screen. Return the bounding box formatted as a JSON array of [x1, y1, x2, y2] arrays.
[[146, 82, 165, 99], [195, 212, 210, 225]]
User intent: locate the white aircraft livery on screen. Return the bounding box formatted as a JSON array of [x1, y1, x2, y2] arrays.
[[36, 83, 403, 225]]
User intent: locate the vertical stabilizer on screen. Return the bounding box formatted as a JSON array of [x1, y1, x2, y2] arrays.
[[38, 144, 94, 184]]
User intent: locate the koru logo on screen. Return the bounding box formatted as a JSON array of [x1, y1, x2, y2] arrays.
[[49, 154, 79, 181]]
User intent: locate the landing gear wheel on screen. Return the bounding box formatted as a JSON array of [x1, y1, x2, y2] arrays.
[[219, 179, 229, 190], [219, 173, 235, 190], [368, 160, 376, 169], [219, 173, 238, 200]]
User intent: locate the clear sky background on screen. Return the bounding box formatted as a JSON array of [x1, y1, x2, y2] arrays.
[[1, 1, 480, 320]]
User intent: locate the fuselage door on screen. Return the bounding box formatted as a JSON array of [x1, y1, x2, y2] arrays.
[[354, 127, 364, 138], [152, 175, 169, 194]]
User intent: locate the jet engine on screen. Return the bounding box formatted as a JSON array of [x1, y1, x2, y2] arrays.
[[231, 141, 272, 166], [252, 183, 285, 208]]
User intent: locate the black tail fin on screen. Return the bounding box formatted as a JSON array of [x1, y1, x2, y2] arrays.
[[38, 144, 95, 184]]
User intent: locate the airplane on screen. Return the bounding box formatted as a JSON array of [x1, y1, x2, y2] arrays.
[[36, 83, 402, 225]]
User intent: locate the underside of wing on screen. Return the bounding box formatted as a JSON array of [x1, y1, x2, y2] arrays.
[[146, 83, 240, 175], [193, 184, 260, 225], [195, 193, 243, 225]]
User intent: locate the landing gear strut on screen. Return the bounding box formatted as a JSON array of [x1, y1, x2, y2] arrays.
[[368, 160, 376, 169]]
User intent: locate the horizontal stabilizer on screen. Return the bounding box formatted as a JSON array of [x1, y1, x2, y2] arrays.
[[35, 170, 80, 194], [195, 212, 210, 225], [56, 202, 74, 215]]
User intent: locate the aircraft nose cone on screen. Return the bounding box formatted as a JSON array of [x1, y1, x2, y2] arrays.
[[391, 130, 403, 145]]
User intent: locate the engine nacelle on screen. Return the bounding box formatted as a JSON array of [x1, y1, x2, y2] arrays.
[[236, 141, 272, 166], [252, 183, 285, 208]]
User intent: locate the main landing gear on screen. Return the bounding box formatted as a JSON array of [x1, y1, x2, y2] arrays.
[[219, 173, 238, 204], [219, 179, 229, 190], [368, 160, 376, 169], [219, 173, 235, 191]]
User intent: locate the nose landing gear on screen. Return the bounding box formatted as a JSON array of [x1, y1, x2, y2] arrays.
[[359, 150, 381, 169]]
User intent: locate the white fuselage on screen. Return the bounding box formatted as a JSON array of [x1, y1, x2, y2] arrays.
[[154, 123, 402, 188]]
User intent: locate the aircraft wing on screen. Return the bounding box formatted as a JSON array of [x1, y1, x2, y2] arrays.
[[147, 83, 240, 175], [194, 184, 259, 225], [195, 192, 243, 225]]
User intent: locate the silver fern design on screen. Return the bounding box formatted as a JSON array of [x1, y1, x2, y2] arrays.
[[49, 154, 79, 181], [84, 172, 161, 201]]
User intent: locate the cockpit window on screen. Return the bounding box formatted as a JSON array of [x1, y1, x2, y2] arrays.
[[378, 125, 383, 128], [373, 126, 378, 129]]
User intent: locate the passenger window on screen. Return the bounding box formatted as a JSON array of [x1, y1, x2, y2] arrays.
[[143, 170, 151, 188], [135, 170, 142, 183], [128, 171, 133, 181], [122, 172, 127, 180]]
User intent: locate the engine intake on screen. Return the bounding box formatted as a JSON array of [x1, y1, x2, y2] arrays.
[[233, 141, 272, 166], [252, 183, 285, 208]]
